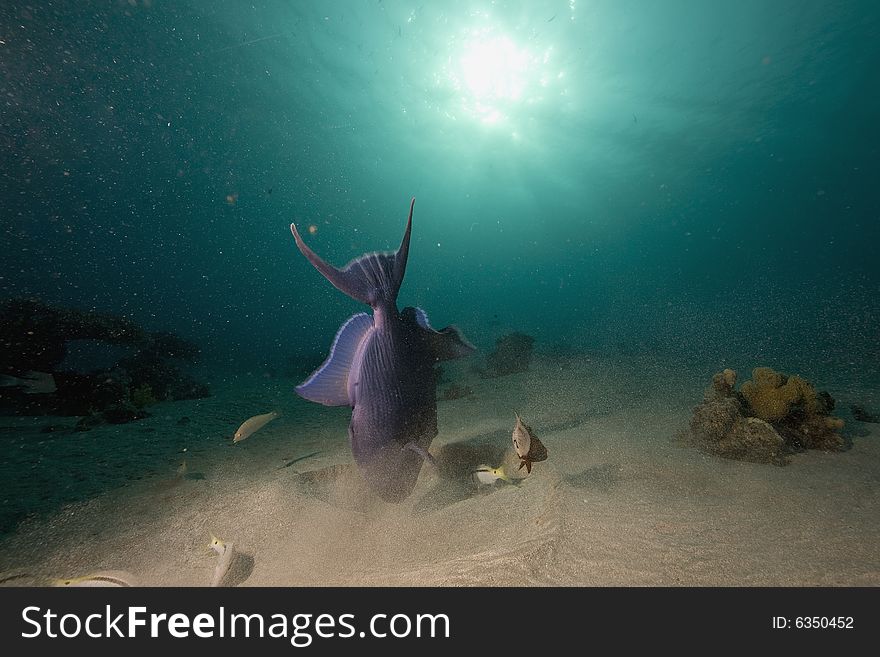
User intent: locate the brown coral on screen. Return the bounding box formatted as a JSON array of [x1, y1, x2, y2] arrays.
[[713, 368, 737, 394], [686, 366, 846, 465], [741, 367, 822, 422]]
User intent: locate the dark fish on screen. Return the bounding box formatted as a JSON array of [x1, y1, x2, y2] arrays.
[[290, 198, 475, 502]]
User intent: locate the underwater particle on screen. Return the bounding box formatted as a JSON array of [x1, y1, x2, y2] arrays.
[[233, 410, 280, 443], [225, 193, 238, 205], [308, 224, 318, 235]]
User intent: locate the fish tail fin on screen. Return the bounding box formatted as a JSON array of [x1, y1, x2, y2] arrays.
[[290, 198, 414, 307]]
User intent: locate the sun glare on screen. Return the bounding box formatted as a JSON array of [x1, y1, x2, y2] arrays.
[[435, 18, 562, 130]]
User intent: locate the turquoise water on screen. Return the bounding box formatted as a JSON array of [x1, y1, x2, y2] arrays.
[[1, 1, 879, 554], [3, 0, 877, 370]]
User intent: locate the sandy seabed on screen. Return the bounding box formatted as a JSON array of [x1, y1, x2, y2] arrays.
[[1, 354, 878, 586]]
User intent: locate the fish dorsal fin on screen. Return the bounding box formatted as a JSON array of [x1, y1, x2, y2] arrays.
[[296, 313, 373, 406], [407, 307, 476, 361], [412, 307, 433, 331]]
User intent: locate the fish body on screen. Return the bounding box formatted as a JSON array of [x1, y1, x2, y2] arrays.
[[233, 410, 280, 442], [208, 534, 235, 587], [473, 465, 510, 485], [512, 413, 532, 458], [512, 413, 548, 474], [290, 198, 475, 502]]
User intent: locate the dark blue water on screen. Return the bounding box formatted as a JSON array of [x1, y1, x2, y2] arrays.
[[2, 0, 878, 374]]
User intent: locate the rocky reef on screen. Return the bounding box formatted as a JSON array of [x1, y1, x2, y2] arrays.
[[479, 332, 535, 378], [0, 298, 146, 375], [685, 367, 846, 465], [0, 298, 209, 426]]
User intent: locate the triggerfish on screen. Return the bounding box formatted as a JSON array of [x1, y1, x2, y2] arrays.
[[290, 198, 475, 502]]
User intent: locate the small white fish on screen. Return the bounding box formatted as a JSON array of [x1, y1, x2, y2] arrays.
[[233, 410, 280, 443], [512, 413, 531, 458], [512, 413, 548, 474], [52, 570, 139, 587], [208, 533, 235, 587], [472, 464, 510, 485]]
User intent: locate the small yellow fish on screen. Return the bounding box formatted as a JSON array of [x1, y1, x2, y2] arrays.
[[472, 464, 510, 485], [208, 533, 226, 555], [233, 410, 280, 443]]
